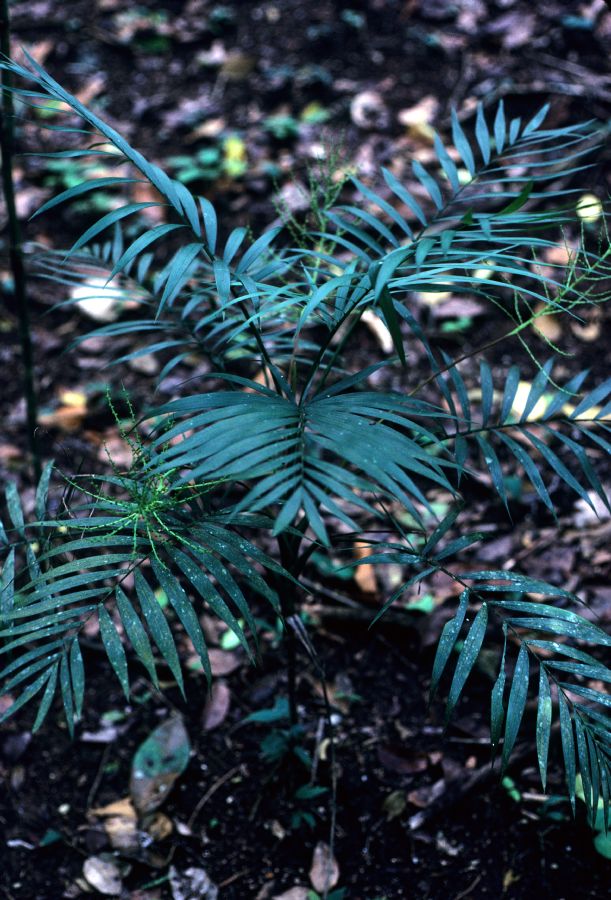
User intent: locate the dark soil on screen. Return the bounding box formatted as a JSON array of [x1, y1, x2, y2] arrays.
[[1, 1, 610, 898]]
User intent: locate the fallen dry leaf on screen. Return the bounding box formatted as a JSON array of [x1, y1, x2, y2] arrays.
[[128, 352, 160, 375], [147, 812, 173, 842], [169, 865, 218, 900], [39, 394, 88, 433], [309, 841, 339, 893], [202, 679, 231, 731], [96, 430, 135, 468], [90, 797, 136, 819], [361, 309, 394, 354], [353, 541, 377, 594], [71, 276, 131, 323], [571, 317, 601, 343], [208, 648, 241, 676], [350, 90, 389, 130], [188, 117, 226, 141], [130, 181, 167, 223], [576, 193, 603, 223], [102, 811, 139, 854], [397, 94, 438, 142], [541, 242, 574, 267], [75, 75, 106, 107], [383, 789, 407, 821], [220, 52, 256, 81], [90, 796, 139, 853], [82, 855, 123, 895], [22, 39, 53, 66], [532, 302, 561, 342], [377, 744, 430, 775], [0, 695, 15, 715], [0, 444, 22, 462], [130, 715, 191, 816], [407, 778, 447, 809]]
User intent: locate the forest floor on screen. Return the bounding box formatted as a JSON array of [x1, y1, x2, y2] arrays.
[[0, 1, 610, 898]]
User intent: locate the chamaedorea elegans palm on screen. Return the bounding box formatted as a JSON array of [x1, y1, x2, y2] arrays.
[[0, 53, 610, 826]]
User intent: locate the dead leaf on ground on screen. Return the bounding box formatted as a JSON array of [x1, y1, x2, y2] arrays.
[[377, 743, 430, 775], [415, 288, 453, 306], [429, 297, 485, 320], [71, 276, 132, 323], [75, 75, 107, 107], [14, 184, 49, 220], [208, 648, 241, 676], [147, 812, 173, 842], [39, 389, 88, 433], [530, 302, 561, 341], [353, 541, 377, 594], [130, 181, 167, 223], [0, 444, 23, 462], [202, 679, 231, 731], [82, 855, 123, 895], [436, 831, 462, 857], [397, 94, 438, 142], [360, 309, 394, 354], [383, 789, 407, 821], [169, 865, 219, 900], [0, 694, 14, 715], [350, 90, 389, 130], [127, 351, 160, 375], [22, 39, 53, 66], [487, 11, 536, 49], [309, 841, 339, 893], [571, 316, 601, 343], [91, 797, 136, 819], [102, 811, 140, 854], [130, 715, 191, 816], [542, 243, 574, 267], [89, 796, 139, 853], [89, 797, 173, 854], [407, 777, 447, 809], [306, 674, 350, 715], [187, 117, 226, 141], [96, 430, 135, 468]]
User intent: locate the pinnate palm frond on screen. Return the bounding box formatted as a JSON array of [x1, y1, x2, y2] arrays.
[[431, 573, 611, 828], [351, 509, 611, 827], [437, 359, 611, 513], [301, 101, 605, 363], [148, 374, 457, 544], [0, 463, 281, 733], [3, 53, 288, 339]]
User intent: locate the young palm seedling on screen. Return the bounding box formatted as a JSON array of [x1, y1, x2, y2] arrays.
[[0, 53, 610, 830]]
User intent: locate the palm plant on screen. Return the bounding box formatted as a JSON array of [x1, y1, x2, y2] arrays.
[[1, 52, 610, 828]]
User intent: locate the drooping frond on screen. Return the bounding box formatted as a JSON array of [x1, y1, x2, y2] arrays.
[[0, 454, 282, 733], [349, 512, 611, 826], [430, 572, 611, 827], [3, 54, 291, 360]]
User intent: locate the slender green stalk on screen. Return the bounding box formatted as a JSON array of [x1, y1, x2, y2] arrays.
[[0, 1, 41, 482], [277, 533, 300, 729]]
